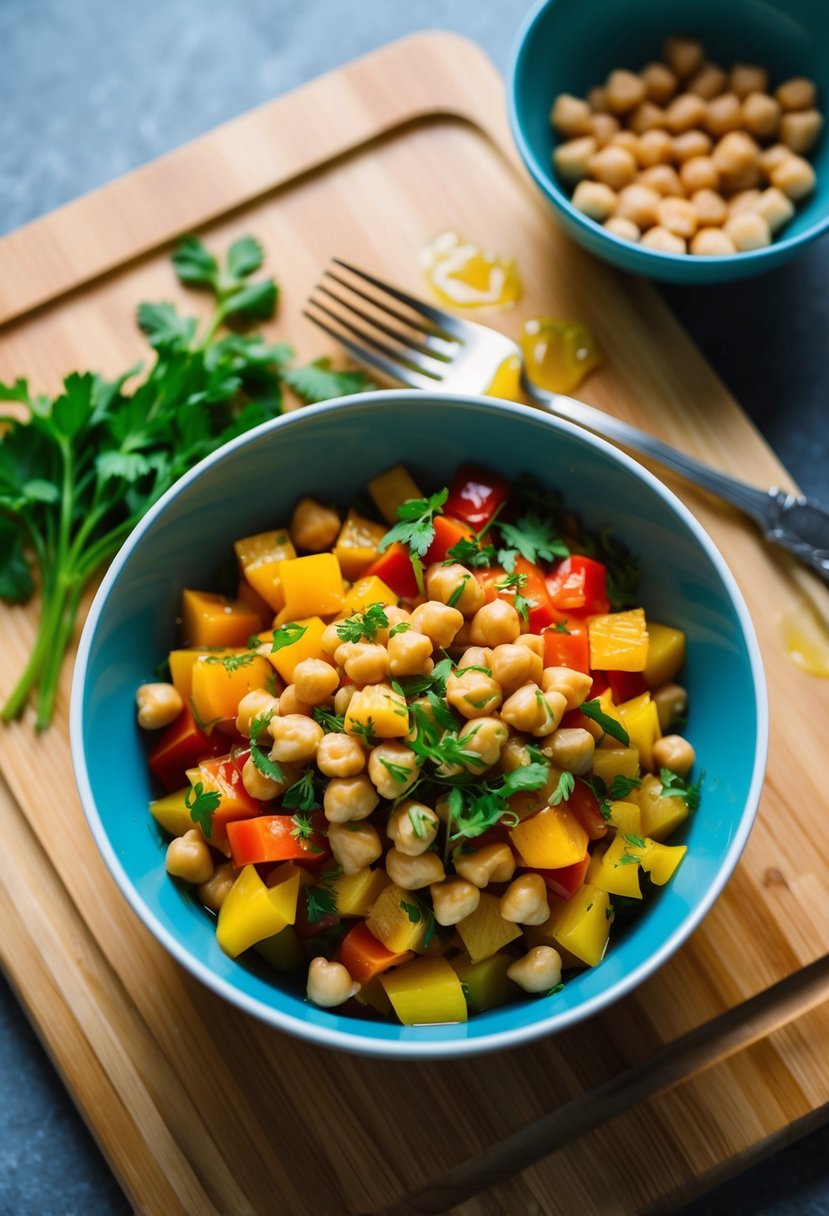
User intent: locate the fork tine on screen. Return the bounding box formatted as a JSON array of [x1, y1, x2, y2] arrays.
[[307, 297, 444, 381], [302, 309, 438, 391], [323, 271, 458, 355], [331, 258, 466, 337], [315, 284, 450, 366]]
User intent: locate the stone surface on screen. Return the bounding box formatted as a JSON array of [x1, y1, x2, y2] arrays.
[[2, 1, 828, 1213]]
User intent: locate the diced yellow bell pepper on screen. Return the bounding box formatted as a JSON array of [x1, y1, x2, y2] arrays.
[[276, 553, 344, 620], [523, 918, 587, 971], [216, 865, 300, 958], [456, 892, 522, 963], [267, 616, 327, 682], [641, 839, 687, 885], [591, 746, 641, 787], [332, 867, 390, 918], [343, 575, 399, 613], [380, 956, 468, 1025], [234, 529, 296, 612], [542, 882, 611, 966], [365, 883, 427, 953], [586, 836, 643, 899], [181, 589, 264, 648], [368, 465, 423, 524], [169, 648, 229, 702], [333, 510, 389, 581], [507, 764, 565, 821], [190, 652, 272, 725], [588, 608, 649, 672], [149, 788, 195, 838], [635, 774, 689, 841], [617, 692, 661, 770], [644, 622, 686, 689], [450, 952, 518, 1012], [510, 804, 589, 869], [355, 977, 393, 1017], [582, 689, 626, 745], [345, 682, 409, 739], [608, 799, 642, 835], [255, 925, 304, 971]]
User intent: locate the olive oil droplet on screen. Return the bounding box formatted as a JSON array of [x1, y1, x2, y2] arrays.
[[779, 600, 829, 677], [520, 316, 601, 394], [420, 231, 521, 310]]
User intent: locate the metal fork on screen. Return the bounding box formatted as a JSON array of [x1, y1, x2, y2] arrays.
[[305, 259, 829, 583]]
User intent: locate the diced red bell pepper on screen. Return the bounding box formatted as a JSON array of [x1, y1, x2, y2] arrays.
[[587, 671, 611, 699], [535, 854, 591, 900], [196, 750, 264, 852], [546, 556, 609, 616], [365, 542, 420, 599], [560, 708, 593, 732], [227, 812, 329, 867], [148, 705, 225, 793], [514, 557, 560, 632], [474, 566, 504, 604], [607, 669, 649, 702], [443, 464, 510, 530], [424, 515, 476, 564], [338, 921, 413, 984], [565, 782, 608, 841], [543, 620, 590, 673]]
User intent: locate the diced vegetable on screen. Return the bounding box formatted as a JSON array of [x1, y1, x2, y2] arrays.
[[423, 514, 477, 564], [543, 619, 590, 672], [333, 509, 389, 580], [606, 669, 648, 703], [169, 648, 229, 703], [641, 839, 687, 885], [456, 892, 522, 963], [586, 836, 643, 899], [381, 957, 468, 1025], [148, 705, 225, 792], [511, 805, 589, 869], [636, 773, 690, 841], [190, 652, 272, 726], [216, 865, 301, 957], [343, 575, 399, 613], [226, 814, 329, 867], [368, 465, 423, 524], [534, 853, 591, 900], [234, 529, 296, 611], [364, 542, 420, 599], [267, 616, 327, 682], [345, 682, 409, 739], [443, 464, 510, 530], [588, 608, 649, 672], [181, 589, 265, 648], [644, 622, 686, 689], [365, 884, 427, 953], [616, 691, 661, 769], [607, 799, 643, 835], [189, 752, 261, 852], [149, 787, 195, 838], [339, 920, 414, 981], [546, 555, 609, 615], [332, 867, 390, 918], [564, 781, 608, 841], [542, 883, 611, 966], [255, 926, 304, 972], [591, 746, 640, 786], [449, 952, 518, 1011], [276, 554, 345, 620]]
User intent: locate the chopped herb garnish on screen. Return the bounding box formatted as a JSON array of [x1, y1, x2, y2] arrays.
[[399, 900, 436, 948], [553, 621, 571, 634], [248, 708, 285, 785], [447, 575, 470, 608], [550, 771, 575, 806], [312, 705, 346, 733], [348, 719, 378, 747], [408, 805, 431, 839], [498, 512, 569, 566], [544, 982, 565, 997], [380, 758, 414, 784], [246, 634, 263, 650], [283, 770, 323, 813], [659, 768, 703, 811], [204, 651, 257, 672], [445, 538, 497, 568], [609, 774, 642, 799], [306, 882, 337, 924], [445, 762, 550, 844], [580, 699, 630, 747], [335, 602, 389, 644], [388, 621, 411, 637], [377, 488, 448, 593], [622, 832, 647, 849], [271, 622, 307, 652], [585, 775, 612, 821], [184, 782, 221, 839], [289, 811, 324, 852]]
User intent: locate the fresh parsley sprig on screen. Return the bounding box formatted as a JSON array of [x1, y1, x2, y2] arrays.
[[184, 781, 221, 839], [377, 488, 448, 592], [659, 768, 703, 811], [248, 709, 285, 786], [335, 603, 388, 644], [497, 512, 570, 566], [579, 699, 630, 747]]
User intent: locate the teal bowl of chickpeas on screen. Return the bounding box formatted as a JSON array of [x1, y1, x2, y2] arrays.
[[508, 0, 829, 281]]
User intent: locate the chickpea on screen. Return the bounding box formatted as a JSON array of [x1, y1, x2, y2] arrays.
[[457, 716, 509, 772], [386, 847, 445, 891], [587, 145, 637, 190], [279, 684, 314, 716], [691, 188, 728, 227], [445, 668, 502, 720], [307, 957, 360, 1007], [779, 110, 824, 155], [388, 800, 440, 856], [425, 562, 485, 616], [640, 62, 678, 106], [605, 216, 641, 242], [657, 197, 699, 240], [690, 227, 737, 255], [165, 830, 214, 885], [727, 63, 767, 99], [770, 154, 816, 201], [507, 946, 563, 994], [720, 163, 761, 196], [664, 93, 707, 134], [636, 129, 674, 167], [242, 755, 283, 801], [321, 621, 344, 656], [641, 224, 688, 252], [323, 774, 379, 823], [672, 129, 712, 162], [615, 184, 661, 229], [136, 682, 183, 730], [753, 187, 795, 234], [515, 633, 544, 660], [688, 63, 727, 100], [775, 77, 816, 112], [705, 93, 742, 136], [501, 683, 565, 736], [653, 682, 688, 732], [430, 878, 480, 927], [728, 188, 762, 217], [541, 666, 592, 710], [269, 713, 323, 763], [664, 36, 703, 80], [458, 645, 493, 670], [546, 727, 595, 776], [290, 497, 340, 552], [196, 861, 235, 912], [291, 658, 338, 706], [499, 734, 535, 774], [652, 734, 696, 777], [328, 822, 383, 875], [500, 874, 550, 926], [235, 689, 279, 737], [317, 731, 366, 777], [453, 842, 515, 888], [742, 92, 780, 140], [724, 211, 771, 251], [387, 629, 433, 677], [758, 143, 791, 178], [469, 600, 522, 647], [627, 101, 666, 135], [587, 85, 607, 112], [611, 130, 641, 158], [679, 155, 719, 195], [409, 601, 464, 648], [571, 180, 618, 222], [337, 641, 389, 685], [590, 113, 621, 146], [368, 741, 419, 799], [553, 136, 598, 186], [605, 68, 646, 114], [549, 93, 592, 138], [334, 683, 357, 716], [638, 165, 684, 199], [491, 643, 542, 694], [712, 131, 759, 177]]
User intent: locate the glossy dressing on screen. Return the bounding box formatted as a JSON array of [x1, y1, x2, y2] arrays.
[[520, 317, 601, 395], [420, 231, 521, 310]]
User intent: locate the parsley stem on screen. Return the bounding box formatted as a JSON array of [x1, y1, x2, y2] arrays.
[[35, 580, 84, 730], [1, 576, 67, 722]]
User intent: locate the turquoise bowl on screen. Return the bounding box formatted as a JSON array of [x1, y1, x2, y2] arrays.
[[508, 0, 829, 282], [70, 393, 767, 1058]]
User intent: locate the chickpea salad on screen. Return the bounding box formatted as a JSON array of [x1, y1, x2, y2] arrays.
[[138, 464, 701, 1025]]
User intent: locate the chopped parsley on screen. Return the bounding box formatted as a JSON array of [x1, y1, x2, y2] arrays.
[[248, 708, 285, 785], [659, 768, 703, 811], [377, 488, 448, 593], [549, 771, 575, 806], [579, 699, 630, 747], [609, 774, 642, 799], [447, 575, 470, 608], [204, 651, 257, 673], [271, 622, 308, 653], [184, 782, 221, 839], [388, 621, 411, 637], [399, 900, 437, 948], [445, 538, 497, 568], [497, 512, 569, 566], [283, 770, 324, 813], [312, 705, 346, 733], [289, 811, 324, 853], [335, 602, 389, 643]]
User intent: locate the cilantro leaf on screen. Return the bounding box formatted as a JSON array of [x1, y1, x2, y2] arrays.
[[580, 699, 630, 747], [283, 358, 374, 404], [226, 236, 265, 279], [172, 235, 218, 288], [306, 880, 338, 924], [271, 623, 307, 653], [336, 603, 388, 643], [205, 651, 258, 672], [498, 512, 569, 565], [609, 774, 642, 799], [313, 706, 346, 733], [378, 488, 449, 577], [659, 768, 703, 811], [137, 302, 198, 352], [184, 782, 221, 839], [550, 771, 575, 806], [283, 771, 323, 813], [446, 538, 497, 569], [289, 811, 324, 852]]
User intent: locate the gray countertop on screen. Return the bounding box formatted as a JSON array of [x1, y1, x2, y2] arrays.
[[2, 1, 828, 1212]]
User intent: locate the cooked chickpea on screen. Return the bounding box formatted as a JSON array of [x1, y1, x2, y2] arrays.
[[279, 684, 314, 716], [672, 129, 712, 162], [705, 92, 742, 136], [611, 130, 641, 158], [470, 600, 522, 648], [553, 136, 597, 186], [457, 716, 509, 772], [587, 85, 607, 112], [653, 734, 696, 778], [196, 861, 235, 912], [758, 143, 791, 177], [636, 128, 674, 167], [641, 62, 678, 106], [241, 755, 283, 801], [387, 629, 433, 677], [368, 741, 419, 799], [724, 211, 771, 251], [590, 113, 621, 146], [571, 179, 618, 222], [688, 63, 727, 100], [491, 643, 542, 693], [780, 110, 824, 155], [316, 731, 366, 777], [728, 188, 762, 216], [388, 799, 439, 856], [664, 92, 707, 134], [541, 666, 593, 710], [729, 63, 768, 99], [337, 641, 388, 685], [293, 658, 339, 706], [321, 621, 344, 656], [500, 874, 550, 926], [641, 224, 687, 253], [587, 144, 637, 190], [679, 155, 719, 195], [290, 497, 340, 552], [334, 683, 357, 716], [386, 847, 445, 891], [507, 945, 563, 994], [454, 842, 516, 888], [653, 682, 688, 732], [165, 830, 213, 885], [425, 562, 485, 616], [712, 131, 759, 178], [307, 957, 360, 1007], [657, 197, 699, 239], [605, 68, 646, 114], [501, 683, 565, 736], [742, 92, 780, 140], [664, 36, 703, 80], [550, 93, 592, 138], [615, 183, 661, 229], [136, 682, 183, 730], [235, 689, 279, 737], [690, 227, 737, 255], [409, 601, 464, 648], [627, 101, 666, 135], [546, 726, 595, 776], [268, 713, 323, 762], [323, 774, 379, 823], [753, 187, 795, 233], [638, 164, 684, 198], [775, 77, 816, 112], [430, 878, 480, 927], [458, 645, 493, 670], [605, 216, 641, 242], [770, 154, 816, 200], [691, 188, 728, 227], [445, 667, 502, 720], [327, 821, 382, 874]]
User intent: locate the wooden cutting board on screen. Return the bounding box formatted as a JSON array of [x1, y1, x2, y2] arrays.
[[1, 32, 828, 1216]]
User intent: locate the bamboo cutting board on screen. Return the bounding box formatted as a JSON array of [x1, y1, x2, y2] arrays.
[[1, 32, 829, 1216]]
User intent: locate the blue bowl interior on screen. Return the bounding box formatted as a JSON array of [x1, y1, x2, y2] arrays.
[[74, 394, 765, 1055], [510, 0, 829, 280]]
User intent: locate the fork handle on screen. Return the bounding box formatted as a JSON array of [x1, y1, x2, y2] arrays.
[[525, 384, 829, 583]]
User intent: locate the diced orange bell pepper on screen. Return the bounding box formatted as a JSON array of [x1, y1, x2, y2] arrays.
[[276, 553, 344, 620], [267, 616, 328, 682], [364, 542, 420, 600], [169, 648, 230, 703], [543, 620, 590, 673], [181, 589, 265, 648], [226, 813, 329, 867], [588, 608, 649, 672], [338, 921, 413, 983], [191, 751, 262, 852], [333, 509, 388, 580], [343, 575, 398, 613], [510, 804, 589, 869], [190, 652, 272, 727], [234, 529, 296, 612], [514, 557, 560, 631], [236, 577, 274, 622], [424, 515, 476, 564], [148, 705, 225, 792], [345, 682, 409, 738]]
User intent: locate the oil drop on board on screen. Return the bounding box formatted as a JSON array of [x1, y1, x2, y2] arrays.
[[520, 317, 601, 395], [420, 231, 521, 310], [779, 598, 829, 677]]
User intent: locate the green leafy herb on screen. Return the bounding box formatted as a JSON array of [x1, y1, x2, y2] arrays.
[[445, 762, 550, 843], [586, 775, 612, 821], [265, 670, 280, 697], [305, 882, 337, 924], [445, 537, 497, 569], [184, 782, 221, 839], [659, 768, 703, 811], [248, 708, 285, 785], [204, 651, 258, 673], [623, 832, 647, 849], [289, 811, 323, 852], [447, 575, 470, 608], [580, 699, 630, 747], [495, 570, 531, 622], [550, 771, 575, 806], [408, 805, 431, 839], [283, 771, 324, 813], [312, 705, 346, 733], [246, 634, 263, 650], [271, 622, 308, 653], [577, 526, 640, 611], [553, 621, 571, 634], [347, 719, 378, 747], [396, 655, 454, 701], [544, 982, 565, 997], [617, 852, 641, 867], [335, 602, 388, 643], [498, 512, 569, 566], [380, 758, 414, 785], [399, 900, 437, 948], [377, 488, 448, 592], [388, 621, 411, 637], [282, 358, 374, 404], [609, 774, 642, 799]]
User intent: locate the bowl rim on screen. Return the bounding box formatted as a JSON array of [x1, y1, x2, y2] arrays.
[[506, 0, 829, 272], [70, 390, 769, 1059]]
